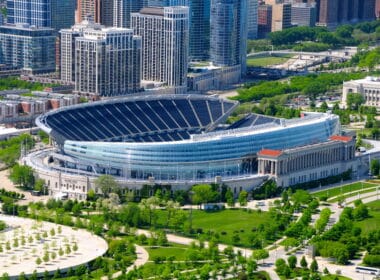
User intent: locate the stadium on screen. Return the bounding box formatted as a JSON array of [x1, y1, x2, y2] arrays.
[[27, 94, 341, 199]]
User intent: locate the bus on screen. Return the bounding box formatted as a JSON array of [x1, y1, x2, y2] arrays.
[[356, 266, 380, 276]]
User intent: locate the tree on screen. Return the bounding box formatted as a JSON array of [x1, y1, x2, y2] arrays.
[[94, 175, 120, 197], [346, 93, 365, 110], [9, 164, 34, 189], [300, 256, 308, 269], [139, 196, 160, 226], [275, 258, 287, 273], [238, 191, 248, 207], [370, 159, 380, 176], [320, 101, 328, 112], [225, 188, 234, 206], [287, 255, 297, 269], [43, 251, 49, 263], [36, 257, 42, 266], [34, 179, 45, 193], [73, 243, 78, 252], [353, 203, 369, 220], [310, 259, 318, 272], [58, 247, 64, 257], [191, 184, 218, 206], [253, 249, 269, 264]]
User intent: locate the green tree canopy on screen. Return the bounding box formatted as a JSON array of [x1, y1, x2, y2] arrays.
[[94, 175, 120, 197], [191, 184, 219, 205]]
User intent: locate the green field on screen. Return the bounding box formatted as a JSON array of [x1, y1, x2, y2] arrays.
[[354, 200, 380, 234], [321, 275, 352, 280], [146, 245, 188, 261], [246, 54, 294, 67], [156, 208, 282, 247], [329, 187, 379, 202], [312, 182, 377, 200]]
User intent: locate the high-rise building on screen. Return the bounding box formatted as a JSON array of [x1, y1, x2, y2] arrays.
[[247, 0, 258, 39], [147, 0, 188, 5], [291, 2, 317, 27], [377, 0, 380, 18], [113, 0, 146, 28], [72, 21, 142, 97], [131, 6, 189, 93], [188, 0, 210, 61], [258, 4, 272, 38], [265, 0, 291, 32], [7, 0, 75, 31], [145, 0, 210, 62], [359, 0, 376, 21], [0, 24, 56, 73], [210, 0, 248, 76], [76, 0, 114, 26], [317, 0, 375, 30], [60, 18, 102, 82], [76, 0, 99, 23], [100, 0, 114, 26]]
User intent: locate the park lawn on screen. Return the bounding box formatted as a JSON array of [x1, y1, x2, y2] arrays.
[[155, 208, 281, 247], [246, 55, 293, 67], [321, 275, 352, 280], [190, 209, 277, 247], [354, 200, 380, 235], [311, 182, 375, 200], [329, 187, 378, 202], [146, 245, 188, 261]]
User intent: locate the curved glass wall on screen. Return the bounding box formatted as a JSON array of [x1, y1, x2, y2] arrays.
[[62, 115, 340, 181]]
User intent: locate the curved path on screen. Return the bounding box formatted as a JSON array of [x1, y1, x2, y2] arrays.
[[101, 244, 149, 280]]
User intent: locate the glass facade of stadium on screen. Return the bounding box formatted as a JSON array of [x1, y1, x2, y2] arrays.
[[62, 116, 340, 181], [37, 95, 340, 183]]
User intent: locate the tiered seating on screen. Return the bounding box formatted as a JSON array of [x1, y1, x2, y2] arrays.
[[43, 96, 237, 144], [209, 100, 223, 122], [192, 99, 211, 126], [175, 99, 200, 127]]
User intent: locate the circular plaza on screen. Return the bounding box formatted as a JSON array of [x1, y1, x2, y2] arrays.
[[0, 214, 108, 278]]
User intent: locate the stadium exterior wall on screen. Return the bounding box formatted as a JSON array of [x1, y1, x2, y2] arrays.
[[32, 163, 268, 200]]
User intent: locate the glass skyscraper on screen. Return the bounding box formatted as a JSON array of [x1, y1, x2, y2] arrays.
[[210, 0, 247, 75], [0, 25, 56, 73], [6, 0, 75, 31], [188, 0, 210, 61]]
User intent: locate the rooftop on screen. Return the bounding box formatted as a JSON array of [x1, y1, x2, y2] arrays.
[[257, 149, 283, 157], [329, 135, 352, 142], [139, 7, 165, 16]]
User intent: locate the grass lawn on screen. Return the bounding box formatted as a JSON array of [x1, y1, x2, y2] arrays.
[[354, 200, 380, 235], [246, 54, 293, 67], [329, 187, 378, 202], [156, 208, 282, 247], [189, 209, 277, 247], [321, 275, 352, 280], [146, 245, 188, 261], [311, 182, 376, 200]]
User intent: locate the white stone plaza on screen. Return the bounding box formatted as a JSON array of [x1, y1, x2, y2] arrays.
[[0, 214, 108, 278]]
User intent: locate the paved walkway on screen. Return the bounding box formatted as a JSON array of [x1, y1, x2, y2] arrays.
[[0, 214, 108, 279], [0, 169, 49, 205], [101, 244, 149, 280]]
